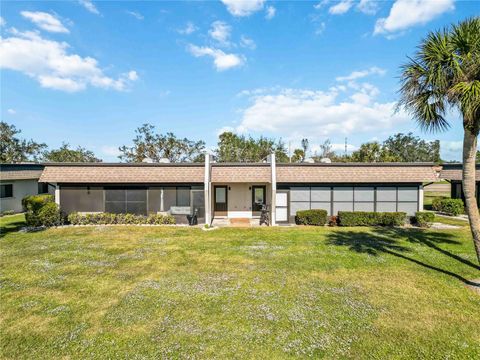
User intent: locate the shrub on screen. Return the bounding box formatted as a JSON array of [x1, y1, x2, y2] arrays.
[[37, 203, 62, 227], [295, 209, 328, 226], [67, 212, 175, 225], [338, 211, 406, 227], [0, 210, 15, 217], [432, 198, 464, 216], [414, 211, 435, 227], [22, 194, 54, 212]]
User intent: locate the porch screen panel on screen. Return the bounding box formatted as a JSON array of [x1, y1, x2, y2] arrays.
[[148, 188, 162, 213], [105, 189, 126, 213], [191, 190, 205, 219], [311, 187, 330, 202], [311, 202, 331, 215], [163, 187, 176, 212], [354, 187, 374, 212], [333, 187, 353, 215], [397, 186, 418, 215], [60, 187, 104, 214]]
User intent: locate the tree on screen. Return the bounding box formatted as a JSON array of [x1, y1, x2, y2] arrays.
[[383, 133, 440, 162], [398, 17, 480, 262], [301, 138, 309, 160], [291, 149, 305, 163], [43, 143, 102, 162], [119, 124, 205, 163], [312, 139, 336, 161], [215, 132, 289, 162], [350, 142, 397, 162], [0, 122, 46, 163]]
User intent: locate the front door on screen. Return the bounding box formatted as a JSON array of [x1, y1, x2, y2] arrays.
[[214, 185, 228, 217], [252, 185, 266, 217]]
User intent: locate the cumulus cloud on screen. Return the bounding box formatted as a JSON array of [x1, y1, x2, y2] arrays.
[[21, 11, 69, 33], [234, 82, 408, 139], [374, 0, 454, 35], [265, 6, 276, 20], [78, 0, 100, 15], [126, 10, 144, 20], [7, 108, 16, 114], [357, 0, 379, 15], [221, 0, 265, 17], [336, 66, 386, 82], [187, 44, 245, 71], [177, 22, 197, 35], [329, 0, 354, 15], [209, 21, 232, 45], [0, 29, 138, 92], [240, 35, 256, 49]]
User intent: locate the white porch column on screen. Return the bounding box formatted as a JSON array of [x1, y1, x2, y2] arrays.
[[269, 153, 277, 226], [204, 154, 212, 225], [54, 183, 60, 206], [419, 185, 424, 211]]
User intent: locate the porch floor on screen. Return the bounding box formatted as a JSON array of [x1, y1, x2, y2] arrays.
[[212, 218, 266, 227]]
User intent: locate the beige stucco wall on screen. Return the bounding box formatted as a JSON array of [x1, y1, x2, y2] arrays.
[[0, 179, 39, 213], [211, 183, 271, 219]]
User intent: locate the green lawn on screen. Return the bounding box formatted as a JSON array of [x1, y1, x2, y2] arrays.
[[1, 216, 479, 359]]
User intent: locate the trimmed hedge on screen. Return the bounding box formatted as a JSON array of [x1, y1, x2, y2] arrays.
[[295, 209, 328, 226], [432, 198, 464, 216], [67, 212, 176, 225], [414, 211, 435, 228], [338, 211, 407, 227], [22, 194, 54, 212]]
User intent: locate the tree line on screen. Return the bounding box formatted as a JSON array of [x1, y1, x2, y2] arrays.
[[1, 121, 444, 164]]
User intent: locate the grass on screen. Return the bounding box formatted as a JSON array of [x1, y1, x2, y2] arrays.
[[424, 191, 450, 210], [1, 216, 479, 359]]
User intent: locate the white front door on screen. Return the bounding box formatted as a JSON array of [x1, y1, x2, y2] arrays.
[[275, 192, 288, 222]]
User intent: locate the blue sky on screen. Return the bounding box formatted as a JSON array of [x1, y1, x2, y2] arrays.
[[1, 0, 478, 161]]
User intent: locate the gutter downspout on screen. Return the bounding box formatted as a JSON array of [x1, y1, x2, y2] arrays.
[[204, 154, 211, 225]]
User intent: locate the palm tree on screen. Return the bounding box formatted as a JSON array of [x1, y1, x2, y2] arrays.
[[399, 17, 480, 263]]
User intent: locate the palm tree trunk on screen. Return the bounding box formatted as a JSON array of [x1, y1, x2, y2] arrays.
[[462, 128, 480, 263]]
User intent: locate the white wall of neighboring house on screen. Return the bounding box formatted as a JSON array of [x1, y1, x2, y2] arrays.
[[1, 179, 38, 213]]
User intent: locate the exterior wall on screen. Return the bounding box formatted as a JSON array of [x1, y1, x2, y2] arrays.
[[279, 184, 421, 222], [0, 179, 39, 213], [212, 183, 271, 219]]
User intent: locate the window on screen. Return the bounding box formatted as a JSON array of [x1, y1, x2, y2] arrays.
[[38, 183, 49, 194], [1, 184, 13, 198]]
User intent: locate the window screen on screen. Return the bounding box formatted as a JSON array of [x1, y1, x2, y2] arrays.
[[105, 188, 147, 215], [177, 187, 191, 207], [0, 184, 13, 198]]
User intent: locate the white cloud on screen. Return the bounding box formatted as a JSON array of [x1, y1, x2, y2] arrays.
[[7, 108, 16, 114], [216, 126, 236, 136], [374, 0, 454, 35], [265, 6, 276, 20], [1, 17, 6, 27], [126, 11, 144, 20], [177, 22, 197, 35], [440, 140, 464, 161], [357, 0, 379, 15], [314, 0, 330, 10], [187, 44, 245, 71], [234, 84, 408, 139], [0, 29, 137, 92], [209, 21, 232, 45], [78, 0, 100, 15], [315, 22, 326, 35], [336, 66, 386, 82], [221, 0, 265, 17], [21, 11, 69, 33], [240, 35, 256, 49], [329, 0, 354, 15]]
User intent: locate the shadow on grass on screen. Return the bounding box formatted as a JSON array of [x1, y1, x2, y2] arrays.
[[0, 216, 26, 238], [326, 228, 479, 287]]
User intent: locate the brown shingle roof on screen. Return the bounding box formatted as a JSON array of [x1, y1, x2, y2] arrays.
[[440, 169, 480, 181], [276, 163, 437, 183], [211, 164, 271, 183], [0, 170, 43, 181], [39, 164, 204, 183]]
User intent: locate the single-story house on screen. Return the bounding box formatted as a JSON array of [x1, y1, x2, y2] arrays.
[[440, 163, 479, 203], [0, 164, 54, 213], [38, 156, 437, 225]]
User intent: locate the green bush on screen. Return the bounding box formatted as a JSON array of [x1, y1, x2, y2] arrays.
[[338, 211, 406, 227], [22, 194, 54, 212], [414, 211, 435, 227], [37, 203, 62, 227], [67, 212, 175, 225], [0, 210, 15, 217], [432, 198, 464, 216], [295, 209, 328, 226]]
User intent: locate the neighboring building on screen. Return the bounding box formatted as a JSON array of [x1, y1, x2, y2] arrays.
[[0, 164, 53, 213], [440, 163, 479, 203], [38, 158, 437, 225]]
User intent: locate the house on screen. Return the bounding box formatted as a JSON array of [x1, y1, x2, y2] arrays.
[[38, 156, 437, 225], [0, 164, 54, 213], [440, 163, 479, 203]]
